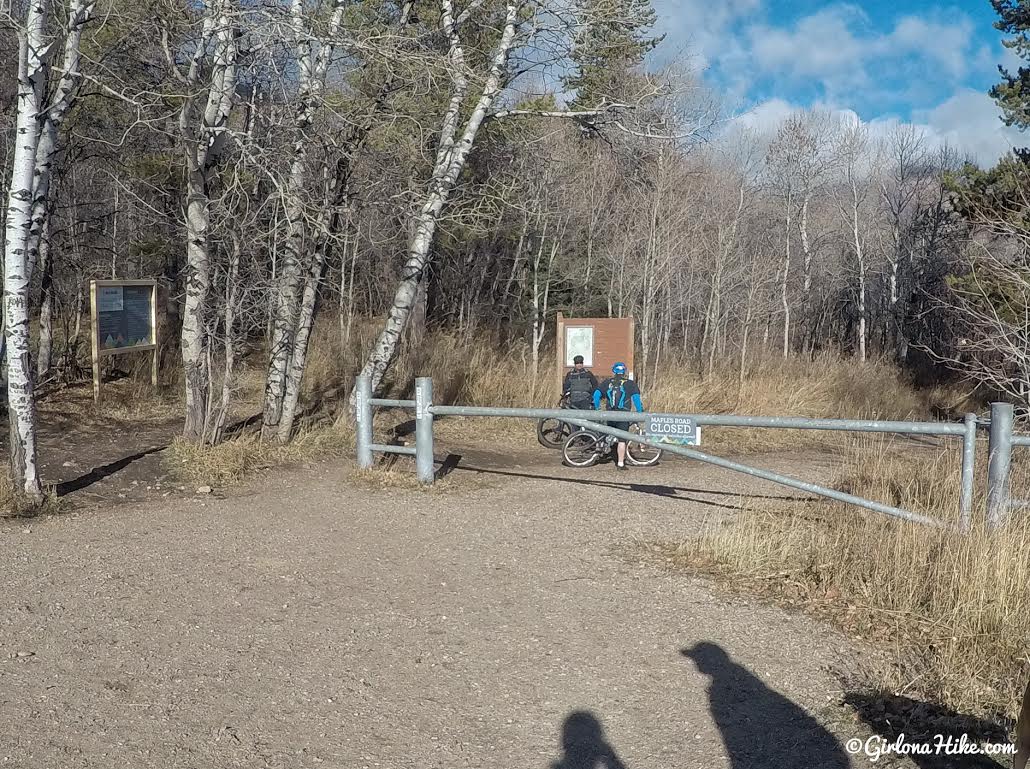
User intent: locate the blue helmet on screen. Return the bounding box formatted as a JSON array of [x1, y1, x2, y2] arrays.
[[612, 362, 627, 375]]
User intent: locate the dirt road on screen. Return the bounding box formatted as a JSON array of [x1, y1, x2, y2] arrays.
[[0, 448, 908, 768]]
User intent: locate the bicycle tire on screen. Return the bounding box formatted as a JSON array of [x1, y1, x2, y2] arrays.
[[537, 417, 572, 449], [562, 431, 601, 467], [626, 424, 663, 466]]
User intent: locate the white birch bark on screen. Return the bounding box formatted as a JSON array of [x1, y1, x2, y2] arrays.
[[261, 0, 346, 439], [781, 192, 792, 359], [176, 0, 239, 442], [36, 216, 53, 377], [530, 221, 559, 390], [853, 196, 867, 362], [354, 0, 519, 395], [4, 0, 49, 503], [25, 0, 96, 283]]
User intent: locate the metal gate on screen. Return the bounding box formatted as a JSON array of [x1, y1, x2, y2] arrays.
[[354, 376, 1027, 532]]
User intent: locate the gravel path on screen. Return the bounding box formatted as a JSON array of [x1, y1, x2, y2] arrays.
[[0, 448, 875, 768]]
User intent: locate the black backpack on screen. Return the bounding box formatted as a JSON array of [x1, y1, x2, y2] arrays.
[[567, 371, 594, 408], [606, 376, 628, 410]]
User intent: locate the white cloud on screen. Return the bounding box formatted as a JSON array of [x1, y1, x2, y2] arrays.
[[730, 97, 798, 134], [653, 1, 1019, 167], [650, 0, 763, 103], [915, 89, 1024, 165], [888, 15, 974, 79], [748, 7, 869, 85], [742, 5, 977, 101], [723, 90, 1024, 167]]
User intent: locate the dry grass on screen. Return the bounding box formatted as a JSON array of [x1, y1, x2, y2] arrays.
[[300, 327, 963, 453], [91, 322, 972, 485], [165, 422, 355, 487], [643, 438, 1030, 721], [0, 471, 63, 518]]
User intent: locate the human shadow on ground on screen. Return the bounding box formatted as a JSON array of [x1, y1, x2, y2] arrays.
[[682, 642, 849, 768], [457, 465, 813, 510], [844, 691, 1009, 768], [550, 711, 628, 769]]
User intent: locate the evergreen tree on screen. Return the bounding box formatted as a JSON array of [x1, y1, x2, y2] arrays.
[[991, 0, 1030, 129], [566, 0, 662, 109]]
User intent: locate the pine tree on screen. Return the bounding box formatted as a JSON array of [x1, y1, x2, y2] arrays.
[[566, 0, 662, 109], [991, 0, 1030, 128]]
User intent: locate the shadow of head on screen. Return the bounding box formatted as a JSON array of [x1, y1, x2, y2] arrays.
[[561, 711, 606, 753], [554, 710, 626, 769], [681, 641, 729, 675], [681, 642, 850, 769]]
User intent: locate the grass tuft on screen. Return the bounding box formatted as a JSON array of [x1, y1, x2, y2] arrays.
[[165, 422, 355, 487]]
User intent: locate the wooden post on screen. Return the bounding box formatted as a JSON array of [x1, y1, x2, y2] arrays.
[[90, 280, 101, 402], [555, 311, 565, 398], [628, 316, 636, 381], [150, 282, 159, 387]]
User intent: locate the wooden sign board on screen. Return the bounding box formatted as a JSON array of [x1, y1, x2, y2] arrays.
[[90, 279, 159, 402], [555, 312, 634, 395]]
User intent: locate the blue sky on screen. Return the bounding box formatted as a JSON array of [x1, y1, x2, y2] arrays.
[[651, 0, 1023, 162]]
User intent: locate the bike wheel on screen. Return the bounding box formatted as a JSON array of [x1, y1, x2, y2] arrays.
[[562, 431, 601, 467], [537, 417, 572, 449], [626, 424, 663, 466]]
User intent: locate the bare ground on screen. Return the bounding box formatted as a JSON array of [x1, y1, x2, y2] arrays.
[[0, 441, 1006, 768]]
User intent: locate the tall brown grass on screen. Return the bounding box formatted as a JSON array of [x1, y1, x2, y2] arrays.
[[169, 323, 975, 480], [648, 438, 1030, 721]]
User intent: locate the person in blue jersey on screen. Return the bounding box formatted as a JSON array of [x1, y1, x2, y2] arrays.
[[593, 362, 643, 470]]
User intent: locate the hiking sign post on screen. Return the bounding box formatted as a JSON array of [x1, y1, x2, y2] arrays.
[[555, 312, 635, 395], [90, 279, 159, 402]]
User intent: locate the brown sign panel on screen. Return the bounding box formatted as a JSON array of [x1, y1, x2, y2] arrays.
[[555, 312, 635, 394]]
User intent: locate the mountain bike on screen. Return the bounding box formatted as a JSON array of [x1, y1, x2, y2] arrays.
[[537, 394, 578, 449], [561, 422, 663, 468]]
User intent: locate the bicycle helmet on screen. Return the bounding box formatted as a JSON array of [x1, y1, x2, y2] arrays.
[[612, 362, 627, 375]]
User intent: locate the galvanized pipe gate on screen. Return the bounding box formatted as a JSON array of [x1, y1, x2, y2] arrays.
[[354, 376, 1029, 531]]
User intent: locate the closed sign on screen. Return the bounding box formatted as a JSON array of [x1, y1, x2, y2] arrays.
[[646, 415, 700, 445]]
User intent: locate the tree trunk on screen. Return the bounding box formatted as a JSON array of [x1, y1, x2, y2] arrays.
[[781, 204, 792, 358], [852, 190, 867, 363], [209, 237, 241, 445], [278, 246, 328, 442], [354, 0, 518, 396], [3, 0, 48, 503], [262, 0, 347, 439], [177, 0, 238, 443], [181, 168, 213, 440], [26, 0, 96, 284], [36, 216, 53, 378], [798, 195, 813, 351]]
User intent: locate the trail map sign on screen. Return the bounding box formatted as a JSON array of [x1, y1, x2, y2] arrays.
[[555, 312, 634, 395], [90, 280, 159, 401], [564, 326, 594, 366], [646, 414, 700, 446]]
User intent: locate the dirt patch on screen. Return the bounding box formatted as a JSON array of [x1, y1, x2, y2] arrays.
[[0, 446, 938, 768]]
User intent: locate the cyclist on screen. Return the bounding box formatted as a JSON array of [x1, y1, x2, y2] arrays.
[[562, 355, 598, 412], [593, 362, 643, 470]]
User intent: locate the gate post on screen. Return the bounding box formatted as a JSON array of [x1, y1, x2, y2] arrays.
[[355, 375, 374, 470], [415, 377, 435, 485], [988, 401, 1014, 530], [960, 412, 976, 532]]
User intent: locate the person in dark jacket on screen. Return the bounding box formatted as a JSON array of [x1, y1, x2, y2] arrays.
[[562, 355, 598, 411]]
